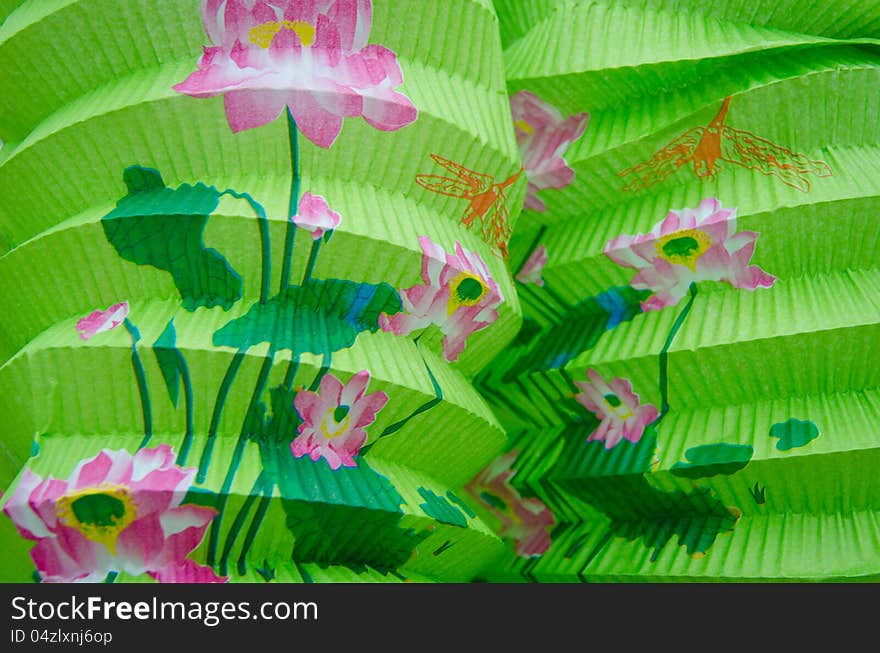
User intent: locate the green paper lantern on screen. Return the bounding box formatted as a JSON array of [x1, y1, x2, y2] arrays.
[[0, 0, 525, 583], [474, 0, 880, 581]]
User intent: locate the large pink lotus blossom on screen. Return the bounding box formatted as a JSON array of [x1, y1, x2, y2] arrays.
[[174, 0, 417, 148], [466, 451, 555, 557], [511, 90, 589, 212], [76, 302, 129, 340], [291, 370, 388, 469], [293, 191, 340, 239], [3, 445, 225, 583], [604, 198, 776, 311], [574, 369, 659, 449], [378, 236, 503, 362], [515, 244, 548, 286]]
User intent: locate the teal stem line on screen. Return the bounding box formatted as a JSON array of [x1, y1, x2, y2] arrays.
[[280, 108, 301, 291], [175, 349, 195, 466], [655, 283, 698, 423], [221, 189, 271, 304], [301, 238, 322, 286], [308, 352, 331, 391], [104, 571, 118, 584], [207, 353, 274, 568], [123, 319, 153, 450], [363, 343, 443, 454], [197, 350, 246, 484], [219, 472, 264, 577], [283, 356, 300, 391], [237, 481, 273, 576], [295, 562, 315, 584]]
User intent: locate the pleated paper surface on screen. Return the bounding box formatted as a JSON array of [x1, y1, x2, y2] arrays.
[[0, 0, 524, 583], [474, 0, 880, 581]]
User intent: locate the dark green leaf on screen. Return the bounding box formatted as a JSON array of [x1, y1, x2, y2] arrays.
[[102, 165, 242, 311], [769, 418, 820, 451], [152, 319, 181, 407], [213, 279, 402, 356], [671, 443, 754, 479], [418, 487, 467, 527]]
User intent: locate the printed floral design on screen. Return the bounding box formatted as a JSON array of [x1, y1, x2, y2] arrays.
[[291, 370, 388, 469], [379, 236, 503, 362], [511, 90, 589, 212], [574, 369, 659, 449], [604, 198, 776, 311], [515, 244, 548, 286], [466, 451, 554, 557], [3, 446, 224, 583], [293, 191, 341, 239], [76, 302, 129, 340], [174, 0, 417, 147]]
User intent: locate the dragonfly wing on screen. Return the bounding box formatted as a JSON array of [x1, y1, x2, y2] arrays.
[[429, 154, 493, 194], [415, 174, 479, 198], [720, 126, 832, 192], [618, 127, 703, 192], [481, 198, 512, 257]]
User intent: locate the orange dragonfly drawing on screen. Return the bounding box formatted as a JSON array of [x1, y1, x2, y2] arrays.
[[619, 96, 832, 193], [416, 154, 522, 258]]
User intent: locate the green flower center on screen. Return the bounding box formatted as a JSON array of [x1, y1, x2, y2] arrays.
[[655, 228, 712, 272], [56, 484, 137, 554], [448, 273, 488, 315]]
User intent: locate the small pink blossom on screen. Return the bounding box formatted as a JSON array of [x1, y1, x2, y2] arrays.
[[174, 0, 417, 148], [575, 369, 659, 449], [511, 90, 589, 212], [604, 198, 776, 311], [515, 244, 548, 286], [466, 451, 555, 557], [379, 236, 503, 362], [3, 445, 225, 583], [291, 370, 388, 469], [293, 191, 341, 239], [76, 302, 129, 340]]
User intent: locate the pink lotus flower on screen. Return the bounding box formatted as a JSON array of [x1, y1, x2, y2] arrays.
[[174, 0, 417, 148], [515, 244, 548, 286], [604, 198, 776, 311], [575, 369, 659, 449], [293, 191, 341, 239], [466, 451, 555, 557], [291, 370, 388, 469], [76, 302, 129, 340], [378, 236, 503, 362], [511, 90, 589, 212], [3, 445, 225, 583]]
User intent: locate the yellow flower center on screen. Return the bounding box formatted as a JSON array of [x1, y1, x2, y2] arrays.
[[448, 272, 488, 315], [321, 404, 351, 439], [514, 119, 534, 135], [56, 484, 137, 555], [249, 20, 316, 49], [654, 228, 712, 272]]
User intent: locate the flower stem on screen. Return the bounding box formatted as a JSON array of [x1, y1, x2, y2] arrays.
[[221, 189, 271, 304], [123, 319, 153, 450], [301, 239, 322, 286], [362, 342, 443, 454], [207, 353, 274, 568], [280, 108, 301, 291], [175, 349, 196, 466], [197, 350, 246, 484], [283, 357, 300, 391], [237, 482, 273, 576], [655, 283, 698, 423], [308, 352, 331, 391], [218, 472, 264, 576]]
